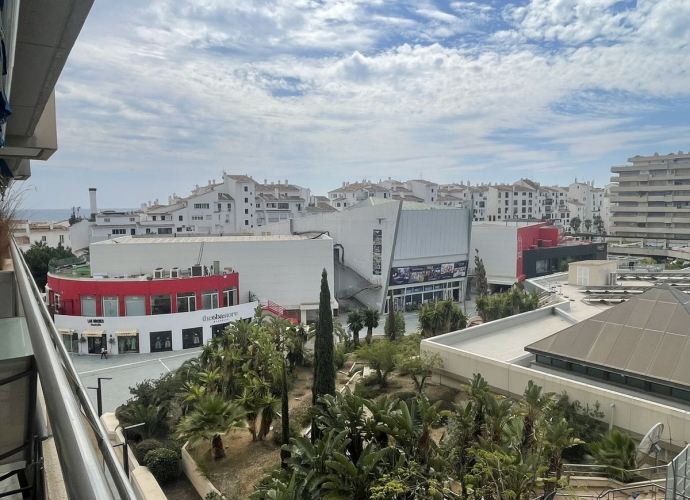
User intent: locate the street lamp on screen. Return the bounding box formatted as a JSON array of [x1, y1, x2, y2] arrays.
[[119, 422, 145, 477], [87, 377, 112, 416]]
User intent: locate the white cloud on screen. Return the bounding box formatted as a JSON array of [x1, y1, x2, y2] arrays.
[[28, 0, 690, 207]]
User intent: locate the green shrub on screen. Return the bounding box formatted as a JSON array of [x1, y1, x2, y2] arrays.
[[135, 439, 162, 463], [334, 345, 347, 370], [144, 448, 180, 485], [205, 493, 223, 500], [384, 311, 406, 338]]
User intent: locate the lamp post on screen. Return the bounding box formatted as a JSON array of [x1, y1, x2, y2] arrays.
[[121, 422, 145, 477], [87, 377, 112, 416]]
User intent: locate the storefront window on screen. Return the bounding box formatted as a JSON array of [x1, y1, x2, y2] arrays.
[[201, 290, 219, 310], [118, 334, 139, 353], [212, 322, 230, 338], [150, 331, 173, 352], [103, 296, 119, 317], [182, 327, 203, 349], [223, 288, 236, 307], [536, 259, 548, 273], [81, 296, 96, 316], [151, 294, 171, 315], [177, 292, 196, 313], [125, 296, 146, 316]]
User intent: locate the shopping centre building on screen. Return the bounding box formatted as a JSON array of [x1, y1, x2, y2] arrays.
[[46, 234, 335, 354]]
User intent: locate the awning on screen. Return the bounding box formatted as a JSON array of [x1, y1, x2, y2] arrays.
[[82, 329, 105, 337], [58, 328, 75, 334], [115, 329, 138, 337]]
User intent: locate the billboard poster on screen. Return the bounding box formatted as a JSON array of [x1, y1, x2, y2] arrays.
[[373, 230, 382, 275], [389, 260, 468, 286]]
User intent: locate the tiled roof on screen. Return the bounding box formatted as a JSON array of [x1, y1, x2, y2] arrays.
[[329, 182, 370, 193], [306, 202, 338, 213], [526, 286, 690, 389], [408, 179, 438, 186]]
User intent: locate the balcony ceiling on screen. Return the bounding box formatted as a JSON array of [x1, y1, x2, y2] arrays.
[[8, 0, 93, 138]]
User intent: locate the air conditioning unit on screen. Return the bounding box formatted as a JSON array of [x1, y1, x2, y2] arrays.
[[153, 268, 164, 279], [608, 272, 618, 286], [170, 267, 181, 278], [223, 267, 234, 274], [191, 264, 203, 277]]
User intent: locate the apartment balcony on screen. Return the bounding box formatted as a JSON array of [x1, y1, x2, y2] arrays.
[[611, 216, 647, 224], [1, 242, 136, 499]]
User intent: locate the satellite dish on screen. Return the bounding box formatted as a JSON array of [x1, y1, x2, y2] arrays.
[[636, 422, 664, 467]]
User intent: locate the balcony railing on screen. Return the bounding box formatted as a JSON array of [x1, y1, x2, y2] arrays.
[[9, 240, 136, 500]]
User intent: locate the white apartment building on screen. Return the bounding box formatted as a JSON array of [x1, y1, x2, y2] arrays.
[[13, 220, 71, 252], [328, 180, 393, 210], [610, 151, 690, 242], [568, 180, 605, 222], [80, 175, 314, 245], [471, 186, 488, 221], [437, 183, 471, 208]]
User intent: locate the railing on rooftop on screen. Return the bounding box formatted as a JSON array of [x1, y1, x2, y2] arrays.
[[10, 240, 137, 500]]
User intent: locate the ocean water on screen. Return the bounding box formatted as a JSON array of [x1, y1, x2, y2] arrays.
[[21, 208, 137, 222]]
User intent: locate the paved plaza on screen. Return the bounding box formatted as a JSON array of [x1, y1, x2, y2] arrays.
[[72, 349, 201, 414]]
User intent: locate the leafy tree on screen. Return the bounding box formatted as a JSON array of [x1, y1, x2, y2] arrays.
[[418, 298, 467, 338], [570, 216, 582, 233], [312, 269, 335, 441], [363, 308, 380, 345], [543, 418, 582, 493], [584, 219, 592, 232], [559, 257, 574, 272], [547, 392, 604, 462], [518, 381, 554, 456], [347, 310, 364, 348], [116, 403, 166, 439], [396, 335, 442, 394], [23, 241, 75, 290], [357, 340, 399, 387], [175, 394, 246, 460], [473, 249, 489, 296], [593, 215, 604, 234]]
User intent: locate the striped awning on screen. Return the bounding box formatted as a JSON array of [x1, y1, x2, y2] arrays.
[[82, 329, 105, 337], [58, 328, 75, 334], [115, 329, 138, 337]]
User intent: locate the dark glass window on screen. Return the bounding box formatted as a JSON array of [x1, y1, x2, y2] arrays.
[[608, 372, 625, 384], [151, 294, 171, 315], [627, 377, 646, 389], [536, 355, 552, 365], [650, 383, 671, 396], [586, 367, 605, 379], [570, 363, 586, 374], [552, 358, 567, 369], [182, 327, 203, 349], [150, 331, 172, 352], [672, 388, 690, 401]]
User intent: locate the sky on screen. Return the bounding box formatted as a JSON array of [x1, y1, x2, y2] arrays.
[[20, 0, 690, 209]]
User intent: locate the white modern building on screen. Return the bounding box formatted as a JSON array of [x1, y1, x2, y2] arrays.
[[89, 234, 336, 322], [422, 270, 690, 451], [261, 198, 473, 313]]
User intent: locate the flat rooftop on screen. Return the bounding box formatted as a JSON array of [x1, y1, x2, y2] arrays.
[[429, 278, 614, 363], [93, 234, 330, 245]]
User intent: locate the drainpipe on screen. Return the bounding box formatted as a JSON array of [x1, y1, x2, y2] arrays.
[[609, 403, 615, 430]]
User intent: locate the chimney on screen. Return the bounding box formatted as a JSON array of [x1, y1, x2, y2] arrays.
[[141, 203, 147, 211], [285, 179, 288, 185], [49, 221, 54, 230], [264, 179, 267, 184], [168, 196, 172, 205], [274, 188, 279, 198], [342, 182, 345, 187], [89, 188, 98, 217]]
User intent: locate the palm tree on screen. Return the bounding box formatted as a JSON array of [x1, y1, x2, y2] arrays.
[[584, 219, 592, 232], [362, 308, 380, 345], [175, 394, 246, 460], [347, 310, 364, 347], [570, 216, 582, 233], [543, 418, 582, 493], [519, 380, 554, 455], [587, 429, 637, 482]]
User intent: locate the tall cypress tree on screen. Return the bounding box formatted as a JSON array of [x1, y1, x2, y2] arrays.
[[312, 268, 335, 442], [280, 357, 290, 468], [385, 295, 397, 341]]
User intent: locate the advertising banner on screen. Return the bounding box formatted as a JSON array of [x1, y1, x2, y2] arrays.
[[389, 260, 468, 286], [373, 229, 382, 275]]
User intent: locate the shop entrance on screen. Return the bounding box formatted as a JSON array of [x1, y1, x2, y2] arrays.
[[87, 335, 106, 354]]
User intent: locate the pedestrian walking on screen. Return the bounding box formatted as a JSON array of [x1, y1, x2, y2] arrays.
[[100, 347, 108, 359]]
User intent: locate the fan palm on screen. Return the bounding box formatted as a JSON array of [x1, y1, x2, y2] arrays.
[[347, 310, 364, 347], [587, 429, 637, 482], [362, 308, 380, 345], [175, 394, 246, 460]]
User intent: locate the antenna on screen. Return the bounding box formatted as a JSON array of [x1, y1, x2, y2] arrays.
[[636, 422, 664, 467]]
